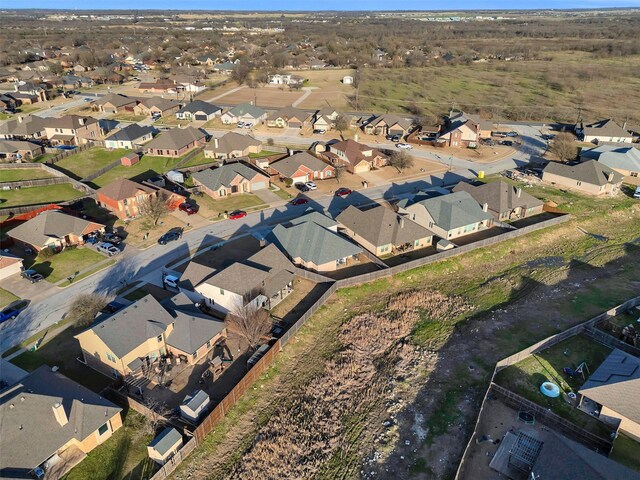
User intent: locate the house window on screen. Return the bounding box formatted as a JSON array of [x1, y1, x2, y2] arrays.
[[631, 172, 638, 177], [428, 222, 434, 228], [98, 423, 109, 436], [157, 334, 163, 342], [206, 340, 211, 349], [219, 288, 224, 295], [193, 351, 198, 360], [106, 352, 116, 363], [576, 181, 582, 186]]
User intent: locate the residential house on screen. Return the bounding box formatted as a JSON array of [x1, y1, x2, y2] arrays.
[[267, 211, 363, 272], [138, 78, 180, 94], [43, 115, 101, 146], [542, 160, 623, 196], [0, 115, 47, 141], [171, 75, 207, 93], [104, 124, 154, 150], [196, 55, 217, 67], [133, 97, 181, 118], [0, 94, 18, 111], [97, 178, 185, 220], [336, 204, 433, 257], [452, 180, 545, 221], [0, 140, 44, 161], [75, 294, 227, 377], [266, 106, 311, 129], [176, 100, 221, 122], [438, 111, 490, 147], [576, 119, 633, 144], [579, 349, 640, 441], [203, 132, 262, 160], [8, 210, 105, 253], [145, 127, 207, 157], [307, 60, 326, 69], [61, 75, 94, 90], [270, 152, 335, 183], [396, 191, 494, 241], [268, 73, 304, 85], [93, 93, 137, 114], [0, 366, 122, 480], [147, 427, 183, 466], [448, 112, 492, 139], [312, 107, 341, 131], [580, 145, 640, 182], [192, 162, 269, 198], [0, 252, 24, 281], [322, 139, 388, 174], [192, 244, 295, 314], [14, 82, 47, 103], [212, 61, 237, 75], [362, 114, 412, 137], [220, 103, 267, 125], [180, 390, 210, 423]]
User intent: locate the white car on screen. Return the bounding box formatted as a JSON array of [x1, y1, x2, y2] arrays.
[[305, 182, 317, 190], [164, 275, 180, 289], [244, 122, 253, 129], [96, 242, 120, 256], [396, 143, 413, 150], [237, 121, 245, 128]]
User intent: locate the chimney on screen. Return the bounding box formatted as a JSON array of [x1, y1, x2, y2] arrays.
[[52, 402, 68, 426], [516, 187, 522, 198], [354, 134, 359, 142], [606, 172, 614, 182], [214, 137, 219, 149], [17, 116, 23, 123], [399, 216, 405, 228], [79, 117, 85, 126], [482, 203, 488, 212]]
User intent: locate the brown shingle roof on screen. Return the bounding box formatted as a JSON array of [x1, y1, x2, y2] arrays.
[[97, 178, 155, 202], [145, 127, 206, 151]]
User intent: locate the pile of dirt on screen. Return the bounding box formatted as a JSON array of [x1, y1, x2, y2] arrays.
[[227, 292, 472, 479]]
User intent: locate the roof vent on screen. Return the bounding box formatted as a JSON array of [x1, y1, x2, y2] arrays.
[[9, 403, 14, 409], [19, 424, 23, 430], [20, 396, 25, 402]]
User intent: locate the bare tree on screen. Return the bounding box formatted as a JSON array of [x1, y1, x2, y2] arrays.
[[140, 193, 169, 227], [388, 150, 414, 173], [551, 132, 578, 162], [142, 397, 170, 436], [333, 164, 345, 183], [68, 293, 108, 326], [334, 114, 350, 138], [225, 299, 272, 351]]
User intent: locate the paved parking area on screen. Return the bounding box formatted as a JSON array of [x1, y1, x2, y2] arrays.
[[1, 272, 58, 303]]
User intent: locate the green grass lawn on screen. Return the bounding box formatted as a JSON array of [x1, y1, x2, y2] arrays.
[[62, 411, 156, 480], [33, 153, 59, 163], [249, 150, 282, 158], [54, 147, 130, 179], [610, 433, 640, 472], [270, 185, 292, 201], [0, 183, 84, 208], [32, 247, 107, 284], [193, 193, 266, 219], [109, 113, 147, 122], [494, 335, 613, 438], [0, 112, 10, 121], [1, 168, 54, 182], [91, 155, 183, 187], [182, 151, 214, 168], [0, 287, 19, 309]]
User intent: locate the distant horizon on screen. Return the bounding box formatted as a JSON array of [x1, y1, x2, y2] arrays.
[[4, 2, 640, 12]]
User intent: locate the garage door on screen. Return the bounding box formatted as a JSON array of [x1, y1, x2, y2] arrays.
[[195, 114, 208, 121], [291, 174, 308, 184], [252, 181, 267, 190]]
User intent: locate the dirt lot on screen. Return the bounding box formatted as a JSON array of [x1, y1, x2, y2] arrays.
[[295, 68, 356, 110], [212, 85, 305, 109]]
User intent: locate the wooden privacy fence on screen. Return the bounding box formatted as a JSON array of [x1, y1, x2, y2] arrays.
[[43, 142, 94, 164], [81, 158, 122, 182]]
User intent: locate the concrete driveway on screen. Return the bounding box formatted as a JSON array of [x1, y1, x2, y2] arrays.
[[1, 273, 58, 303]]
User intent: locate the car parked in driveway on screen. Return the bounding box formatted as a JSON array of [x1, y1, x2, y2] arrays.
[[101, 232, 122, 245], [158, 229, 182, 245], [237, 121, 245, 128], [386, 134, 402, 142], [335, 187, 352, 197], [313, 129, 326, 134], [291, 197, 309, 206], [96, 242, 120, 256], [305, 182, 317, 190], [21, 269, 44, 283], [501, 140, 514, 146], [295, 182, 310, 192], [506, 131, 519, 137], [396, 143, 412, 149], [228, 210, 247, 220], [179, 202, 197, 215]]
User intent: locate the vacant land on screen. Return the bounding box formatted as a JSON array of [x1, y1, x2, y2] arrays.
[[31, 247, 107, 284], [54, 147, 129, 180], [213, 85, 304, 109], [91, 155, 183, 187], [0, 183, 84, 208], [1, 168, 54, 182]]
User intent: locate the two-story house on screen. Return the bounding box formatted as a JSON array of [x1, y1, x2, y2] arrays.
[[43, 115, 101, 146]]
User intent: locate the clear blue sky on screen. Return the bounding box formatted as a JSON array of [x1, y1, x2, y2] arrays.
[[7, 1, 640, 10]]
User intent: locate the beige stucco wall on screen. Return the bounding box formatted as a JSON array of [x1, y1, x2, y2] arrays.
[[601, 406, 640, 441], [542, 171, 621, 196]]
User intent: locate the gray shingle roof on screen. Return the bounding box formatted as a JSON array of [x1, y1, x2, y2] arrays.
[[183, 390, 209, 411], [0, 115, 47, 136], [104, 123, 153, 143], [579, 349, 640, 424], [148, 427, 182, 456], [192, 162, 266, 191], [166, 310, 226, 354], [581, 119, 631, 139], [177, 100, 221, 116], [452, 181, 544, 215], [0, 366, 122, 473], [270, 152, 331, 178], [95, 93, 136, 108], [267, 106, 311, 123], [543, 160, 624, 186], [581, 145, 640, 173], [337, 205, 433, 247], [204, 132, 262, 156], [268, 215, 362, 265], [8, 210, 104, 248], [404, 191, 493, 231], [225, 103, 266, 119], [145, 127, 206, 151]]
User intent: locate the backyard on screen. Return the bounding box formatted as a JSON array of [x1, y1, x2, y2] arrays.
[[493, 335, 614, 438], [30, 247, 108, 284], [0, 168, 54, 182], [609, 433, 640, 472], [54, 147, 130, 180], [0, 183, 84, 208], [91, 155, 184, 187]]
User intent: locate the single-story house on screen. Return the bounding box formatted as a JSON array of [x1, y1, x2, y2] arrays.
[[266, 106, 311, 129], [580, 145, 640, 182], [144, 127, 207, 157], [268, 73, 304, 85], [138, 79, 180, 94], [0, 366, 123, 480], [322, 139, 388, 174], [362, 114, 412, 137], [220, 103, 267, 125], [452, 180, 545, 221], [97, 178, 185, 220], [8, 210, 105, 253], [269, 152, 335, 183], [93, 93, 137, 113], [396, 190, 494, 241], [267, 211, 363, 272], [175, 100, 221, 122], [312, 107, 341, 131], [192, 162, 269, 199], [147, 427, 183, 466], [337, 205, 433, 257], [192, 243, 295, 314], [180, 390, 210, 423], [576, 119, 633, 144], [133, 97, 181, 118], [0, 253, 24, 281], [75, 294, 227, 377], [104, 124, 154, 150], [542, 160, 624, 196], [0, 140, 44, 161], [203, 132, 262, 160], [0, 115, 47, 141], [579, 349, 640, 441]]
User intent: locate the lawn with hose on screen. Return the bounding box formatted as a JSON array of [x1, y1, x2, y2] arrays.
[[0, 168, 54, 182], [91, 155, 184, 187], [31, 247, 107, 284], [0, 183, 84, 208], [54, 147, 130, 180]]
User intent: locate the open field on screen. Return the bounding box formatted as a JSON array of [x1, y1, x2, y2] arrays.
[[212, 84, 305, 109], [91, 155, 183, 187], [295, 68, 356, 109], [0, 168, 54, 182], [54, 147, 129, 179], [357, 52, 640, 129], [0, 183, 84, 208]]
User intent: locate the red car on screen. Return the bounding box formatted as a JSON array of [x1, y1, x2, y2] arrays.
[[179, 202, 197, 215], [335, 188, 352, 197], [290, 197, 309, 206], [228, 210, 247, 220]]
